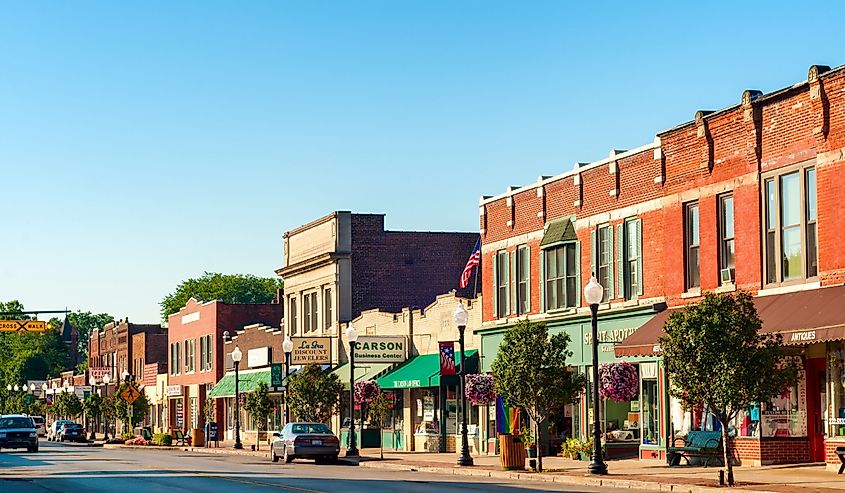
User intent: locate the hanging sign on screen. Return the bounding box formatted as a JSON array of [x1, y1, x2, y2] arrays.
[[290, 337, 332, 365]]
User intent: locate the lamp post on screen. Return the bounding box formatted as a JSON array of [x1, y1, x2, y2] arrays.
[[346, 322, 359, 457], [121, 370, 132, 433], [102, 373, 112, 440], [584, 275, 608, 475], [454, 302, 474, 467], [231, 345, 243, 450], [282, 337, 293, 425]]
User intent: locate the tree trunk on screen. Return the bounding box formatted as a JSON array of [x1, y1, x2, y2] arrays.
[[720, 418, 733, 486], [536, 413, 543, 472], [380, 425, 384, 460]]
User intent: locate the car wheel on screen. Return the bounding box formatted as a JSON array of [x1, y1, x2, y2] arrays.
[[283, 447, 293, 464], [28, 446, 38, 453], [329, 454, 339, 463]]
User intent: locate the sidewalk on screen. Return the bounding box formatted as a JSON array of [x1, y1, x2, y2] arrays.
[[353, 449, 845, 493]]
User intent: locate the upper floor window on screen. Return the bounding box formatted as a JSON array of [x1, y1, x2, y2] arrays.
[[544, 243, 577, 310], [289, 297, 298, 335], [621, 218, 642, 300], [516, 246, 530, 315], [494, 250, 510, 318], [764, 163, 817, 285], [597, 225, 613, 302], [303, 292, 318, 333], [719, 194, 735, 284], [185, 339, 196, 373], [323, 288, 333, 330], [685, 202, 700, 290]]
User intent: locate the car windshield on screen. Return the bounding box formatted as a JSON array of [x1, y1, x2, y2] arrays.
[[291, 424, 332, 434], [0, 417, 34, 429]]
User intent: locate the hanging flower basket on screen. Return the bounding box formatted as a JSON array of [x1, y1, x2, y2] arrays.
[[354, 380, 381, 405], [598, 362, 639, 402], [465, 374, 496, 406]]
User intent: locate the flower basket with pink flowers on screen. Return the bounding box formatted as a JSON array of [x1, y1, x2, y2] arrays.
[[598, 362, 639, 402], [354, 380, 381, 405], [465, 374, 496, 406]]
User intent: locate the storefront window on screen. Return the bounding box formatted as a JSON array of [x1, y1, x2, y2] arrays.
[[827, 344, 845, 437], [641, 379, 659, 444], [760, 370, 807, 437]]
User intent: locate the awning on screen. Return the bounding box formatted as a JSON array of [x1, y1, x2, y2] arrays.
[[377, 350, 478, 390], [615, 285, 845, 358], [208, 368, 271, 398], [331, 362, 394, 389], [540, 218, 577, 247]]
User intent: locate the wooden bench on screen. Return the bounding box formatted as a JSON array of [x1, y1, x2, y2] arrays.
[[171, 429, 188, 446], [668, 430, 723, 467]]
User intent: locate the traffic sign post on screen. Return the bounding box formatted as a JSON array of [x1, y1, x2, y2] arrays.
[[0, 320, 47, 332], [120, 385, 141, 405]]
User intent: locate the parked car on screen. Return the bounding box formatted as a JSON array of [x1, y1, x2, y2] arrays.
[[271, 422, 340, 464], [0, 414, 39, 452], [31, 416, 46, 437], [57, 423, 85, 443], [47, 420, 74, 441]]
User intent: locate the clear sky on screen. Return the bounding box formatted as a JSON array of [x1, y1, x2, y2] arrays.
[[1, 1, 842, 324]]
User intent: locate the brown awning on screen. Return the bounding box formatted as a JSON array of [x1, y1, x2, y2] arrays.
[[615, 284, 845, 358]]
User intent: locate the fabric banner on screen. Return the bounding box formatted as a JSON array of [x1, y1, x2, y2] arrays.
[[439, 341, 456, 376], [496, 396, 520, 434]]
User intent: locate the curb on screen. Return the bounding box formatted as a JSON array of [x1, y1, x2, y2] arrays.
[[357, 460, 784, 493]]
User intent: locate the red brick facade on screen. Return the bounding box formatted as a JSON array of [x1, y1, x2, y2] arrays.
[[88, 320, 166, 382]]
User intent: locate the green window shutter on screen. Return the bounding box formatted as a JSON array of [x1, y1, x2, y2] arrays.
[[539, 250, 546, 312], [525, 246, 531, 314], [492, 254, 499, 319], [575, 241, 582, 307], [616, 223, 624, 300], [590, 229, 597, 278], [607, 227, 615, 300], [504, 251, 511, 316], [510, 250, 517, 315], [636, 219, 644, 297]]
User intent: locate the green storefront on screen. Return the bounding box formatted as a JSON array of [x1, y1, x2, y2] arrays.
[[478, 305, 668, 460]]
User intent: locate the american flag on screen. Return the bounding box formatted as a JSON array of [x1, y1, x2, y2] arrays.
[[439, 342, 456, 376], [459, 239, 481, 289]]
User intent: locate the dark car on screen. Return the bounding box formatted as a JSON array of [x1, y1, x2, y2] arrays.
[[0, 415, 39, 452], [271, 422, 340, 464], [57, 423, 85, 442]]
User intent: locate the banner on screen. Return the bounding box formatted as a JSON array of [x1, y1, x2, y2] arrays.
[[439, 341, 456, 376]]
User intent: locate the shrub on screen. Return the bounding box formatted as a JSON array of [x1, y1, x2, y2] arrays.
[[120, 432, 136, 440], [152, 433, 173, 446]]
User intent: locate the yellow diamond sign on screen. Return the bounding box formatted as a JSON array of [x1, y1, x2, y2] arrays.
[[120, 385, 141, 405]]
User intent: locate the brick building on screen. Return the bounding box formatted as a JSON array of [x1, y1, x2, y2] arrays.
[[276, 211, 479, 365], [477, 64, 845, 466], [166, 298, 283, 436], [88, 319, 167, 383]]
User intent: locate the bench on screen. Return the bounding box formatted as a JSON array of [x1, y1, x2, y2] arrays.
[[171, 429, 188, 446], [668, 430, 723, 467], [835, 447, 845, 474]]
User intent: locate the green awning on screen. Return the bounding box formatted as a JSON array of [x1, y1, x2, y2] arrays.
[[331, 362, 394, 389], [540, 218, 577, 247], [208, 369, 271, 398], [377, 350, 478, 390]]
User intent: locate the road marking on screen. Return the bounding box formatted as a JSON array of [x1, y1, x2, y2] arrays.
[[211, 474, 324, 493]]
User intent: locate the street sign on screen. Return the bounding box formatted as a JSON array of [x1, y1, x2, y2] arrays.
[[0, 320, 47, 332], [271, 363, 283, 388], [120, 385, 141, 405]]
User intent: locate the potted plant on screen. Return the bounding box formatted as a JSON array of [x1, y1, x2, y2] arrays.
[[563, 437, 581, 459], [520, 425, 537, 458], [577, 438, 593, 461]]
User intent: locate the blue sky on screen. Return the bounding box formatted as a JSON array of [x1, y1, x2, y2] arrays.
[[1, 1, 842, 323]]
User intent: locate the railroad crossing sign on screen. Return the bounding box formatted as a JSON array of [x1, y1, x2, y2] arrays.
[[0, 320, 47, 332], [120, 385, 141, 405]]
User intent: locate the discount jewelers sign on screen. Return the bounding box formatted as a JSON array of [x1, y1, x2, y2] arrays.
[[290, 337, 332, 365], [353, 336, 407, 363]]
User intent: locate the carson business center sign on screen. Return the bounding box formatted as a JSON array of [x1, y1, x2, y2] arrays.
[[354, 336, 407, 363]]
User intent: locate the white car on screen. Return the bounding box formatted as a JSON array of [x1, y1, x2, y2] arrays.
[[31, 416, 46, 437], [47, 420, 74, 441]]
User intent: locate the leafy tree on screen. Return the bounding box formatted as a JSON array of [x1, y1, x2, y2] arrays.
[[160, 272, 283, 321], [659, 291, 799, 486], [84, 393, 104, 438], [203, 396, 216, 424], [48, 311, 115, 361], [102, 395, 116, 438], [491, 320, 584, 472], [26, 399, 46, 418], [287, 364, 342, 424], [114, 382, 150, 432], [367, 392, 392, 460], [244, 381, 274, 450], [52, 391, 83, 420]]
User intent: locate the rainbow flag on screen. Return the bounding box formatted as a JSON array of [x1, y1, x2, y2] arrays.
[[496, 396, 520, 435]]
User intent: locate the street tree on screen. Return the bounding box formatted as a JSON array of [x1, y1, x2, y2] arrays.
[[84, 393, 104, 438], [287, 364, 342, 424], [159, 272, 283, 321], [491, 319, 584, 472], [244, 381, 274, 450], [0, 301, 69, 393], [114, 382, 151, 433], [659, 291, 799, 486], [367, 392, 392, 460], [52, 391, 83, 420]]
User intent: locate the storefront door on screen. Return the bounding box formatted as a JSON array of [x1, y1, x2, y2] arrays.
[[805, 358, 826, 462]]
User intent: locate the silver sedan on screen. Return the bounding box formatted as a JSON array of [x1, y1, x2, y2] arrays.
[[271, 422, 340, 464]]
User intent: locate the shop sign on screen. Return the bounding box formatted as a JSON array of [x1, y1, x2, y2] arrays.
[[290, 337, 332, 365], [89, 367, 111, 384], [789, 330, 816, 342], [584, 327, 637, 346], [166, 385, 182, 397], [271, 363, 283, 388], [423, 396, 435, 421], [248, 347, 270, 368], [354, 336, 407, 363]]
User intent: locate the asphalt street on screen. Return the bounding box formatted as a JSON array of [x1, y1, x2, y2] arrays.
[[0, 440, 652, 493]]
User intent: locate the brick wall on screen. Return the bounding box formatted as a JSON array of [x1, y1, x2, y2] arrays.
[[732, 437, 810, 465]]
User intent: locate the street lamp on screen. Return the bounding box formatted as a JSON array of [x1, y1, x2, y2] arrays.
[[231, 345, 243, 450], [584, 275, 608, 475], [345, 322, 359, 457], [102, 374, 112, 440], [282, 337, 293, 425], [6, 384, 11, 392], [454, 302, 474, 467]]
